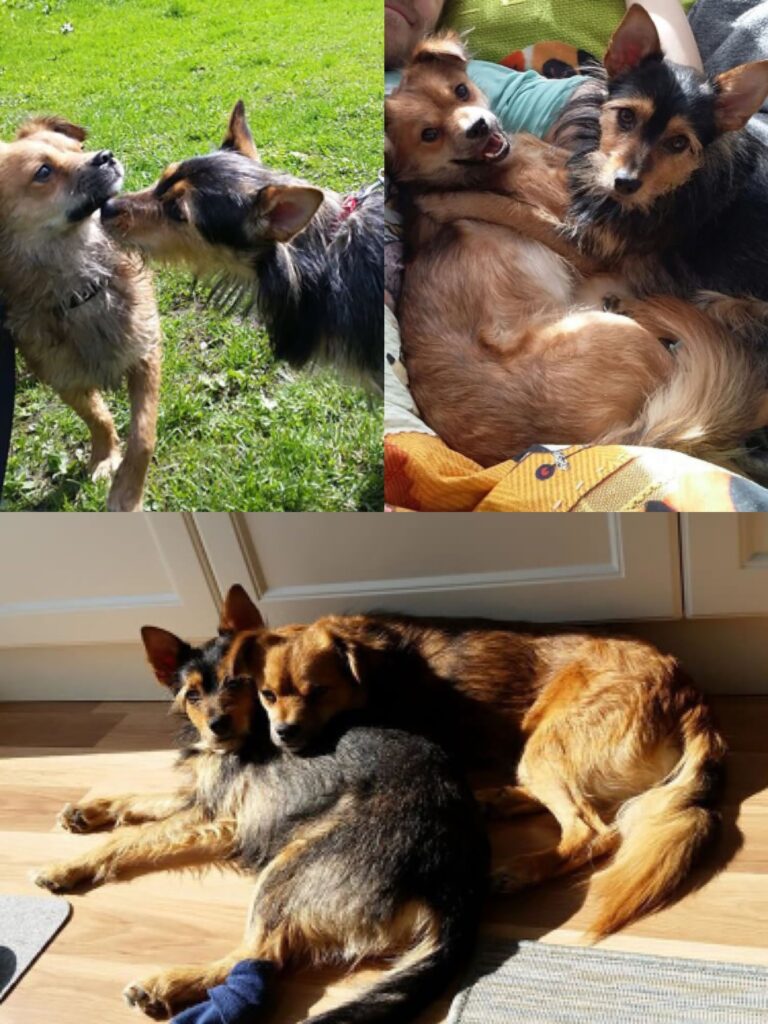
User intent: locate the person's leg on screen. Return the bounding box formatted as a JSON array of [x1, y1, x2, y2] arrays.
[[0, 310, 15, 500]]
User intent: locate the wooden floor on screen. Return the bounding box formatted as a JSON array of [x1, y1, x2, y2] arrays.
[[1, 697, 766, 1023]]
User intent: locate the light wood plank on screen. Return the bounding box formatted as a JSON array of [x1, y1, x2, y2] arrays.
[[1, 698, 766, 1024]]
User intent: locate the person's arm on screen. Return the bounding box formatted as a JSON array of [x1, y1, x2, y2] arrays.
[[632, 0, 703, 71]]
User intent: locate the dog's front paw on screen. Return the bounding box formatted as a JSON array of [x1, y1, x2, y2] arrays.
[[32, 862, 91, 894], [58, 800, 116, 834], [90, 449, 122, 483], [123, 981, 172, 1020], [106, 470, 144, 512]]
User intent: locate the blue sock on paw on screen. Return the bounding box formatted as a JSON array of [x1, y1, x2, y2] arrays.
[[172, 960, 274, 1024]]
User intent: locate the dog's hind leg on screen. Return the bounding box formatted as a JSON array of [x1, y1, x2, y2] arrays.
[[60, 387, 121, 482], [33, 808, 237, 894], [108, 347, 160, 512], [124, 948, 253, 1021], [492, 753, 618, 893], [57, 789, 194, 834], [475, 784, 545, 820]]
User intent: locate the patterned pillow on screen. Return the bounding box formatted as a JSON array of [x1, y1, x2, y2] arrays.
[[441, 0, 696, 67]]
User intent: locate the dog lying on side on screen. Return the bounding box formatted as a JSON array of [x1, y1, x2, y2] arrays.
[[233, 597, 727, 942], [386, 34, 768, 468], [101, 102, 383, 390], [0, 117, 161, 511], [33, 586, 488, 1023]]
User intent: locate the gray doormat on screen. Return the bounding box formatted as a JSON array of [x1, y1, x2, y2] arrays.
[[0, 894, 71, 1001], [448, 939, 768, 1024]]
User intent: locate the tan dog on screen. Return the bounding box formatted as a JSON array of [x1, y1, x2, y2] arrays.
[[236, 606, 726, 940], [0, 116, 161, 510], [386, 33, 768, 468]]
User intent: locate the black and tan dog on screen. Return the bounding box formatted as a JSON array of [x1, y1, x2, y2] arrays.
[[555, 4, 768, 301], [33, 586, 487, 1023], [0, 117, 161, 511], [235, 603, 727, 942], [102, 102, 383, 390]]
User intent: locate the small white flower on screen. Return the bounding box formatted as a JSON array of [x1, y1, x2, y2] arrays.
[[60, 22, 74, 34]]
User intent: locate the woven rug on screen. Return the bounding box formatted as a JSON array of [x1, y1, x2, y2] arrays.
[[0, 894, 71, 1001], [448, 940, 768, 1024]]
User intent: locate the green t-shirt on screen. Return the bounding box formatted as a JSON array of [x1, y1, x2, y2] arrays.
[[386, 60, 581, 138]]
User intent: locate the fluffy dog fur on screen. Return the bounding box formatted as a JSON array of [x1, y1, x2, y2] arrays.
[[386, 34, 768, 467], [0, 117, 161, 511], [554, 5, 768, 302], [101, 102, 383, 389], [235, 605, 727, 942], [33, 586, 487, 1023]]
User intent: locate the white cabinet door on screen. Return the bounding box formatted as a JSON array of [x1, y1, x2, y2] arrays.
[[681, 513, 768, 617], [0, 514, 219, 699], [199, 512, 682, 625]]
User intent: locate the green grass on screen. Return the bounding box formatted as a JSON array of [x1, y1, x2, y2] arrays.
[[0, 0, 383, 510]]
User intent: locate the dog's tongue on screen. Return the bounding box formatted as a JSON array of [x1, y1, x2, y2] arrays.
[[483, 132, 506, 159]]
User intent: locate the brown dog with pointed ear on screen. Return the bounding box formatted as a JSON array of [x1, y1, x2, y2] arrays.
[[102, 101, 384, 386], [236, 608, 727, 942], [0, 115, 161, 510]]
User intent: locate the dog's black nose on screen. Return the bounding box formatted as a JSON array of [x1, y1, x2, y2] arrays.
[[209, 714, 233, 738], [614, 173, 642, 196], [274, 722, 300, 741], [92, 149, 115, 167], [466, 117, 489, 140]]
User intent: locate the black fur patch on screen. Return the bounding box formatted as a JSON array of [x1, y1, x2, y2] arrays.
[[561, 59, 768, 304]]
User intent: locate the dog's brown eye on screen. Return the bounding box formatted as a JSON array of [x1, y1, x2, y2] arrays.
[[224, 677, 244, 692], [421, 127, 440, 143], [454, 83, 470, 100], [185, 690, 201, 705], [665, 135, 689, 153], [617, 108, 636, 131], [33, 164, 53, 183], [261, 689, 277, 705]]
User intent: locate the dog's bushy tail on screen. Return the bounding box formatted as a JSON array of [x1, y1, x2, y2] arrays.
[[304, 907, 474, 1024], [587, 692, 727, 941], [600, 295, 766, 466]]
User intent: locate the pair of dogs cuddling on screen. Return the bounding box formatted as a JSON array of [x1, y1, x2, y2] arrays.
[[34, 585, 726, 1023], [0, 102, 382, 510], [387, 6, 768, 474]]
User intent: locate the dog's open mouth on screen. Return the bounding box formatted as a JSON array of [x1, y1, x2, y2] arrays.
[[482, 132, 510, 162]]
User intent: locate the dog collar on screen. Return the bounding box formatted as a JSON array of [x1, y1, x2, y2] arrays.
[[338, 173, 384, 222], [55, 275, 109, 318]]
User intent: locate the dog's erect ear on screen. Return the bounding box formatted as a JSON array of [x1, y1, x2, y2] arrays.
[[713, 61, 768, 133], [141, 626, 192, 689], [16, 116, 87, 143], [221, 100, 260, 161], [604, 4, 662, 79], [219, 584, 264, 635], [231, 630, 282, 679], [412, 31, 469, 69], [255, 184, 324, 242], [412, 31, 468, 69], [318, 628, 366, 686]]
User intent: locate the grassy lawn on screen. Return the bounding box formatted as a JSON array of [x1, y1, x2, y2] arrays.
[[0, 0, 383, 510]]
